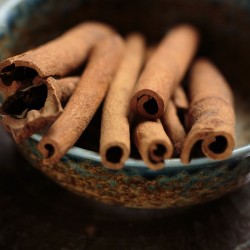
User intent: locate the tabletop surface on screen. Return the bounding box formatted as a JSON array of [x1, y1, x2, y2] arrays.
[[1, 124, 250, 250]]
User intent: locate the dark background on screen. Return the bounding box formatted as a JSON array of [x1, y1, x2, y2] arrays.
[[1, 124, 250, 250]]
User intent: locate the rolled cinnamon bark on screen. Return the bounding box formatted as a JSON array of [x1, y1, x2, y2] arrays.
[[172, 86, 189, 129], [161, 86, 188, 156], [130, 24, 199, 119], [133, 119, 174, 170], [100, 33, 145, 169], [180, 58, 235, 164], [37, 34, 124, 164], [1, 76, 79, 143], [0, 22, 113, 100], [161, 100, 187, 157], [172, 86, 189, 112]]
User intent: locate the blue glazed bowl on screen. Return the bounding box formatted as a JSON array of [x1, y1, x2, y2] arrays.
[[1, 0, 250, 208]]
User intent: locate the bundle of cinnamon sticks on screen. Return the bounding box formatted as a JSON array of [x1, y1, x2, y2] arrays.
[[0, 21, 236, 170]]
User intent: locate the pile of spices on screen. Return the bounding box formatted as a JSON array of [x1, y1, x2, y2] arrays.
[[0, 21, 235, 170]]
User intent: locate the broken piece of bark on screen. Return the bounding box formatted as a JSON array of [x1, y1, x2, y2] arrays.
[[180, 58, 235, 164], [100, 33, 146, 170], [37, 34, 124, 165], [130, 24, 199, 119], [133, 118, 174, 170], [2, 76, 79, 142], [0, 22, 113, 100]]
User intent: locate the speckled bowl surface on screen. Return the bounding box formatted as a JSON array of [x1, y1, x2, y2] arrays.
[[1, 0, 250, 208]]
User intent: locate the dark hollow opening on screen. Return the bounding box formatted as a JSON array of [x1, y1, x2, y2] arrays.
[[143, 97, 158, 115], [177, 108, 186, 129], [0, 65, 38, 87], [1, 84, 48, 117], [44, 144, 55, 158], [153, 144, 167, 157], [150, 143, 167, 163], [106, 146, 123, 164], [208, 136, 228, 154], [189, 140, 203, 162]]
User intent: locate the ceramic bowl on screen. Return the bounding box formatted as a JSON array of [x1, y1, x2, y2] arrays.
[[1, 0, 250, 208]]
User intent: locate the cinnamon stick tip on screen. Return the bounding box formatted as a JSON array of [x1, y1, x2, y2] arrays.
[[145, 140, 173, 170], [130, 89, 165, 119], [37, 139, 59, 165], [180, 131, 235, 164], [101, 143, 130, 170], [202, 132, 235, 160]]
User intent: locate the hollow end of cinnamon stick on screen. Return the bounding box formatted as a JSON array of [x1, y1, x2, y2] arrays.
[[143, 139, 173, 170], [133, 119, 174, 170], [0, 63, 39, 100], [0, 63, 38, 85], [130, 89, 164, 120], [37, 138, 62, 165], [1, 76, 79, 143], [180, 130, 235, 164], [202, 132, 235, 160], [100, 142, 130, 170], [0, 83, 48, 118]]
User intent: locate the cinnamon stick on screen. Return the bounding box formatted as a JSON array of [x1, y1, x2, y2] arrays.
[[181, 58, 235, 164], [172, 86, 189, 112], [161, 100, 187, 157], [37, 34, 124, 164], [160, 86, 188, 156], [172, 86, 189, 129], [1, 76, 79, 143], [130, 24, 199, 119], [0, 22, 113, 100], [100, 33, 145, 169], [133, 119, 173, 170]]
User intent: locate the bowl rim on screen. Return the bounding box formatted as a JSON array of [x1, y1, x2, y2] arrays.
[[31, 134, 250, 172]]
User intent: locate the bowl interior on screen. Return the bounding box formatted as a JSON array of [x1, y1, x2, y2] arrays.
[[1, 0, 250, 167]]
